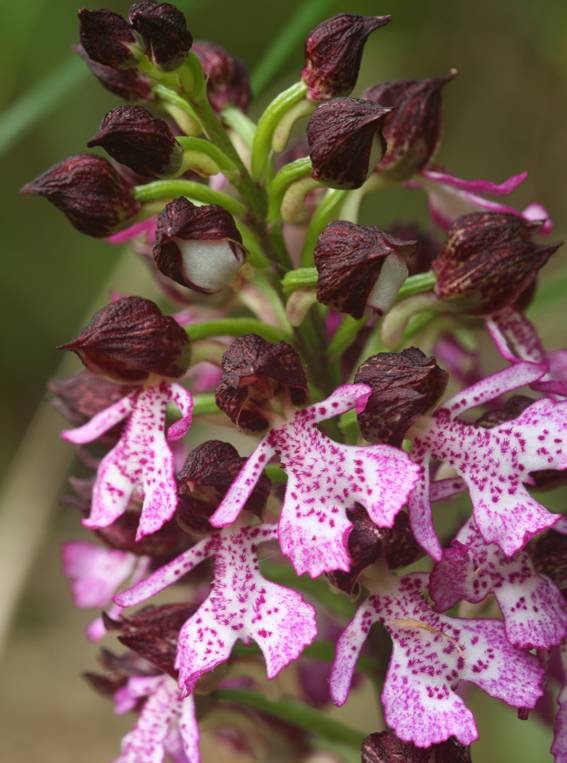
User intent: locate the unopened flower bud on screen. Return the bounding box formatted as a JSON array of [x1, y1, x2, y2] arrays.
[[328, 508, 423, 595], [315, 221, 416, 318], [88, 106, 182, 178], [75, 44, 153, 101], [60, 296, 191, 383], [476, 394, 567, 491], [176, 440, 271, 533], [302, 14, 391, 101], [361, 732, 471, 763], [355, 347, 448, 445], [215, 334, 308, 433], [193, 40, 251, 113], [106, 603, 195, 676], [365, 73, 456, 181], [433, 212, 561, 315], [21, 155, 140, 237], [307, 98, 390, 189], [128, 0, 192, 71], [49, 370, 134, 447], [78, 8, 137, 68], [153, 197, 246, 293]]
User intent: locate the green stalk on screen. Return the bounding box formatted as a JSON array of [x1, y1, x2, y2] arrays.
[[216, 689, 365, 749], [186, 318, 292, 343], [134, 180, 246, 218], [251, 81, 308, 180], [176, 136, 238, 176], [267, 157, 313, 222], [192, 393, 220, 416], [300, 189, 347, 266], [221, 106, 257, 147]]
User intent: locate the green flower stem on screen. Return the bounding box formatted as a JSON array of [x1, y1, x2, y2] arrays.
[[264, 464, 287, 483], [267, 157, 313, 222], [153, 83, 200, 132], [397, 271, 437, 300], [221, 106, 257, 147], [216, 689, 366, 748], [251, 81, 308, 180], [192, 393, 220, 416], [272, 98, 316, 153], [133, 180, 247, 218], [300, 188, 347, 266], [327, 315, 368, 363], [185, 318, 292, 343], [283, 270, 436, 300], [176, 136, 238, 176]]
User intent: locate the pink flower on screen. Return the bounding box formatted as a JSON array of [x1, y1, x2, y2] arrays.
[[106, 216, 157, 246], [62, 541, 149, 641], [488, 306, 567, 397], [62, 381, 193, 540], [113, 674, 200, 762], [409, 168, 552, 234], [552, 643, 567, 763], [408, 362, 566, 559], [430, 518, 567, 649], [208, 384, 421, 578], [115, 524, 317, 696], [330, 572, 544, 748]]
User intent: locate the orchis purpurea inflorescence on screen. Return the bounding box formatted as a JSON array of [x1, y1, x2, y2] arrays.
[[24, 3, 567, 761]]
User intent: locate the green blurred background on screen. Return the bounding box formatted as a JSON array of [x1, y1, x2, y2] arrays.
[[1, 0, 566, 760]]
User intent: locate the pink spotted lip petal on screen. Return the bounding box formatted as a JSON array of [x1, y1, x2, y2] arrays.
[[116, 525, 317, 695], [331, 573, 544, 748], [552, 645, 567, 763], [422, 169, 529, 196], [212, 384, 419, 578], [64, 382, 193, 541], [62, 541, 137, 609], [430, 519, 567, 649]]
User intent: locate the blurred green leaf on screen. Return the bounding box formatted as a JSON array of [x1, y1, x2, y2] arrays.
[[0, 57, 86, 158], [251, 0, 338, 95]]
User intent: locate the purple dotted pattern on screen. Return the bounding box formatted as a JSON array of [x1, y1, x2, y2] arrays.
[[331, 573, 543, 748], [430, 518, 567, 649]]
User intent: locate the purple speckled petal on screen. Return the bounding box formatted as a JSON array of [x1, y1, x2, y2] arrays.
[[80, 383, 180, 539], [331, 573, 544, 748], [114, 676, 182, 763], [117, 525, 316, 695], [422, 169, 528, 196], [440, 361, 546, 418], [555, 517, 567, 535], [107, 216, 157, 246], [408, 450, 443, 560], [413, 397, 567, 556], [212, 384, 418, 577], [114, 675, 164, 716], [430, 477, 466, 502], [167, 384, 194, 441], [552, 645, 567, 763], [62, 541, 137, 609], [62, 393, 134, 444], [178, 694, 200, 763], [431, 519, 567, 648], [209, 438, 274, 527]]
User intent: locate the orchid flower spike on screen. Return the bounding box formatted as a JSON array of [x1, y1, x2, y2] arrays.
[[408, 363, 566, 559], [209, 384, 421, 578], [330, 572, 544, 748], [115, 524, 317, 696]]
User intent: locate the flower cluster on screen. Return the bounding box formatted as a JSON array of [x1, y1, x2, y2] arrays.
[[26, 3, 566, 762]]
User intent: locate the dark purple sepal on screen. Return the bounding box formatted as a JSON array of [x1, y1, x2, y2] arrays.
[[176, 440, 271, 532], [193, 40, 251, 113], [215, 334, 308, 433], [88, 106, 182, 178], [529, 530, 567, 596], [433, 212, 561, 315], [153, 197, 246, 293], [105, 603, 196, 677], [302, 14, 391, 101], [128, 0, 192, 71], [387, 222, 441, 276], [60, 296, 191, 383], [314, 221, 416, 319], [361, 731, 430, 762], [365, 73, 456, 181], [307, 98, 390, 189], [21, 155, 140, 237], [75, 44, 153, 101], [355, 347, 448, 445], [78, 8, 137, 68]]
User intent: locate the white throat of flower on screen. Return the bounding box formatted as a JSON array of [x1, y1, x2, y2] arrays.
[[177, 238, 241, 293]]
